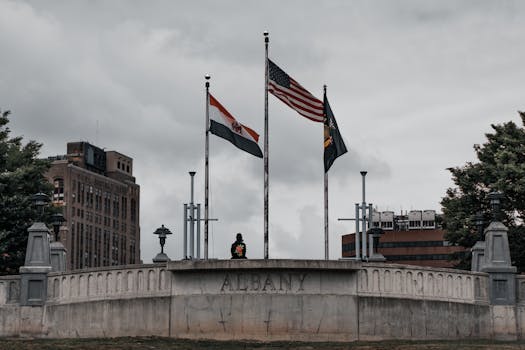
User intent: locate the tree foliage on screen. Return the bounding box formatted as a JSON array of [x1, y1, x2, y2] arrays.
[[441, 112, 525, 272], [0, 110, 53, 275]]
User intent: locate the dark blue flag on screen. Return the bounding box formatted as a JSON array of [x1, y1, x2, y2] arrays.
[[323, 94, 347, 172]]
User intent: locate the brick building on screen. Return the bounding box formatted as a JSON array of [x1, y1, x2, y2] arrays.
[[341, 210, 466, 268], [46, 142, 140, 270]]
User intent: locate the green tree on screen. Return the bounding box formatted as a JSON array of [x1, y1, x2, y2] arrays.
[[0, 110, 53, 275], [441, 112, 525, 272]]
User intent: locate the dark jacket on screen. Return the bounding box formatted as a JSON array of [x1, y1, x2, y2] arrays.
[[231, 240, 247, 259]]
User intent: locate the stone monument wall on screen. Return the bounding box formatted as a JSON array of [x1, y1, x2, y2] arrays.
[[0, 260, 524, 341]]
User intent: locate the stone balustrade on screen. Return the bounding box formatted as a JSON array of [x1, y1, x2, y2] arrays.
[[358, 263, 489, 304], [46, 264, 170, 303], [0, 275, 20, 305], [3, 263, 493, 306], [3, 261, 522, 341]]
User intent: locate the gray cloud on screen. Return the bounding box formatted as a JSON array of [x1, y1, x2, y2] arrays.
[[2, 0, 525, 261]]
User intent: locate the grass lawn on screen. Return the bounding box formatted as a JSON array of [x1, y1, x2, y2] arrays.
[[1, 338, 525, 350]]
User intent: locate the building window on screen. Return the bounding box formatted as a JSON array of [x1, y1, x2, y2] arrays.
[[342, 243, 354, 253], [378, 241, 444, 248], [122, 196, 127, 220], [423, 220, 435, 227], [130, 240, 135, 264], [381, 222, 393, 229], [71, 224, 75, 266], [130, 199, 136, 223], [409, 220, 420, 228], [384, 253, 465, 261], [104, 194, 111, 215], [80, 183, 85, 205], [112, 233, 119, 266], [52, 178, 64, 203], [103, 230, 110, 267], [121, 236, 127, 264], [95, 193, 100, 211], [113, 199, 119, 218]]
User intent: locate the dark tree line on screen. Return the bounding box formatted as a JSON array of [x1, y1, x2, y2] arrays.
[[441, 112, 525, 272], [0, 110, 54, 275]]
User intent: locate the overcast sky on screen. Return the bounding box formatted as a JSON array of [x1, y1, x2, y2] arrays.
[[1, 0, 525, 261]]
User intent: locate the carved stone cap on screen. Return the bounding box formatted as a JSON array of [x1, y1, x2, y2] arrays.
[[19, 266, 52, 274], [481, 266, 517, 273], [153, 252, 170, 263], [27, 222, 50, 233], [485, 221, 508, 233], [50, 241, 66, 251], [168, 259, 362, 272], [471, 240, 486, 252]]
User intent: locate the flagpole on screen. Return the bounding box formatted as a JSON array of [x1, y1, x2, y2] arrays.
[[323, 85, 329, 260], [264, 31, 269, 259], [204, 74, 210, 260], [324, 172, 329, 260]]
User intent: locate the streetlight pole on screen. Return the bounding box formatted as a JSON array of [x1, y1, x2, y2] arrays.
[[475, 212, 485, 241], [189, 171, 196, 259], [360, 171, 367, 259]]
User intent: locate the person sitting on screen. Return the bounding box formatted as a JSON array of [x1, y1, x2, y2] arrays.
[[231, 233, 247, 259]]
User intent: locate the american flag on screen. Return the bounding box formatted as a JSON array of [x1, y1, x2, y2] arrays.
[[268, 59, 324, 123]]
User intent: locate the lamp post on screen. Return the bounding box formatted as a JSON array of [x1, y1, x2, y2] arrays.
[[153, 224, 172, 263], [31, 192, 49, 220], [488, 191, 504, 221], [49, 212, 67, 272], [50, 213, 66, 242], [470, 211, 487, 272], [474, 212, 485, 241]]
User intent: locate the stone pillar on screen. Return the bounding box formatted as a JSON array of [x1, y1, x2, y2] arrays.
[[470, 240, 485, 272], [481, 221, 516, 305], [368, 228, 386, 262], [50, 241, 67, 272], [19, 222, 52, 306]]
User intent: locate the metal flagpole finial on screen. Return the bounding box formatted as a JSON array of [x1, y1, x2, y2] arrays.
[[205, 74, 210, 88], [264, 31, 269, 43]]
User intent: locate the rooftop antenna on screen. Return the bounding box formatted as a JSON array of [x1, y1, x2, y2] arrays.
[[95, 120, 100, 146]]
